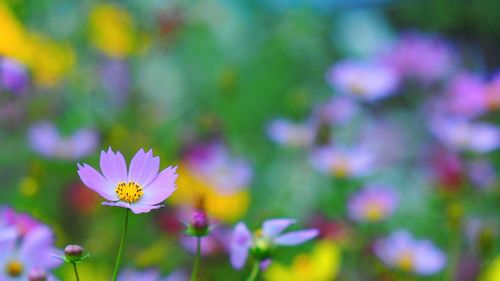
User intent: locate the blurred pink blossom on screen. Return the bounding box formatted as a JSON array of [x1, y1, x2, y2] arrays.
[[326, 59, 399, 101], [28, 121, 99, 160], [348, 185, 399, 222], [309, 145, 375, 178], [374, 230, 446, 275], [266, 119, 316, 147]]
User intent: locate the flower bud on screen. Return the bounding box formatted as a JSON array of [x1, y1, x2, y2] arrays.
[[64, 244, 85, 262], [28, 269, 47, 281], [186, 209, 210, 237]]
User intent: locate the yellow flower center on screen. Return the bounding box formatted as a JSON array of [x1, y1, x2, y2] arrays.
[[397, 251, 414, 271], [365, 204, 383, 221], [5, 260, 23, 277], [115, 181, 143, 203]]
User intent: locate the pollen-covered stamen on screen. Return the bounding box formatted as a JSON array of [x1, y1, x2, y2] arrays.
[[115, 181, 144, 203], [5, 260, 23, 277]]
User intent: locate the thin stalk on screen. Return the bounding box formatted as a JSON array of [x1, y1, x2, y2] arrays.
[[72, 262, 80, 281], [112, 208, 129, 281], [189, 237, 202, 281], [246, 261, 260, 281]]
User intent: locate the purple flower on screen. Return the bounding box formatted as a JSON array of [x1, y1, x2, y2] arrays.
[[429, 117, 500, 153], [309, 145, 375, 178], [384, 33, 455, 83], [266, 119, 315, 147], [184, 142, 252, 194], [374, 230, 446, 275], [77, 148, 178, 214], [484, 72, 500, 110], [0, 58, 29, 94], [0, 207, 42, 237], [28, 121, 99, 160], [444, 72, 486, 118], [230, 219, 319, 269], [326, 59, 399, 101], [348, 185, 398, 222], [312, 96, 359, 125], [0, 225, 62, 280], [118, 268, 188, 281], [100, 58, 130, 106], [467, 160, 496, 190]]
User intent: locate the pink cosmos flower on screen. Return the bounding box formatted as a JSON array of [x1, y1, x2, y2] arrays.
[[374, 230, 446, 275], [266, 119, 316, 148], [0, 225, 61, 280], [326, 59, 399, 101], [230, 219, 318, 269], [444, 72, 487, 118], [309, 145, 375, 178], [312, 96, 359, 125], [28, 121, 99, 160], [0, 57, 29, 94], [77, 148, 178, 214], [184, 142, 252, 194], [429, 117, 500, 153], [0, 207, 42, 237], [348, 185, 398, 222], [384, 33, 455, 83]]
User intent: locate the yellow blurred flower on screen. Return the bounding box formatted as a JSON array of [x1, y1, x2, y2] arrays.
[[89, 4, 137, 58], [169, 165, 249, 223], [482, 256, 500, 281], [0, 3, 74, 87], [264, 240, 341, 281]]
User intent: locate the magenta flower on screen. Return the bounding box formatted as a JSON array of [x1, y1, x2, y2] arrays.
[[266, 119, 315, 147], [0, 207, 42, 237], [444, 72, 486, 118], [0, 57, 29, 94], [374, 230, 446, 275], [384, 33, 455, 83], [230, 219, 318, 269], [326, 59, 399, 101], [348, 185, 398, 222], [309, 145, 375, 178], [77, 148, 178, 214], [28, 121, 99, 160], [429, 117, 500, 153], [0, 225, 61, 280]]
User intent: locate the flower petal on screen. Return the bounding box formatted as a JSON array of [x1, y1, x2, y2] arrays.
[[20, 226, 62, 269], [78, 163, 118, 201], [262, 218, 296, 239], [274, 229, 319, 246], [140, 166, 178, 205], [128, 149, 160, 187], [129, 203, 163, 214], [230, 222, 252, 269], [102, 201, 130, 209], [100, 148, 127, 186]]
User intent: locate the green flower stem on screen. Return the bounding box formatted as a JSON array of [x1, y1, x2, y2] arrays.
[[112, 208, 129, 281], [246, 261, 260, 281], [190, 237, 202, 281], [71, 262, 80, 281]]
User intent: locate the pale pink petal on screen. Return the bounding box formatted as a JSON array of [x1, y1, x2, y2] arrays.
[[230, 222, 252, 269], [139, 166, 178, 205], [129, 203, 163, 214], [274, 229, 319, 246], [102, 201, 130, 209], [100, 148, 127, 186], [262, 218, 296, 239], [20, 226, 62, 269], [128, 149, 160, 187], [77, 163, 118, 201]]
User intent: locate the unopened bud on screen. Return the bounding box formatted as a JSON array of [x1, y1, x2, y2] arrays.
[[64, 244, 84, 262], [185, 209, 211, 237], [28, 269, 47, 281]]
